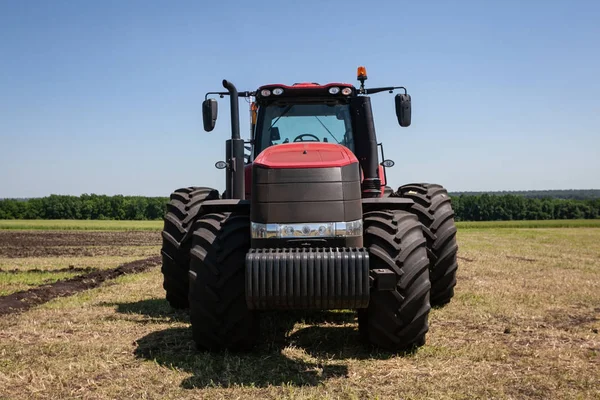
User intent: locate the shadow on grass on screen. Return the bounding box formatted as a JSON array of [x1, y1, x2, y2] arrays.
[[111, 299, 360, 326], [133, 310, 404, 389], [104, 298, 190, 323], [134, 326, 348, 388]]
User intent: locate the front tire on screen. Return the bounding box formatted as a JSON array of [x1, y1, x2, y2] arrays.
[[161, 187, 219, 309], [359, 210, 431, 351], [188, 212, 257, 351], [396, 183, 459, 307]]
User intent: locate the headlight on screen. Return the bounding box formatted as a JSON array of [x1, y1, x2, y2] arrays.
[[328, 87, 340, 95], [341, 87, 352, 95], [251, 220, 362, 239], [334, 220, 363, 237], [272, 88, 284, 95], [251, 223, 276, 238], [260, 89, 271, 97]]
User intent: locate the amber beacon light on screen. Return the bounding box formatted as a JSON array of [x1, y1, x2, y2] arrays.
[[357, 66, 368, 80]]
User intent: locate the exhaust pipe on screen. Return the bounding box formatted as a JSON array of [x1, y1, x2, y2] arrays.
[[350, 96, 381, 197], [222, 80, 245, 200]]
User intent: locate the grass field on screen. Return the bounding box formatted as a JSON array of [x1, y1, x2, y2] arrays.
[[0, 219, 163, 230], [0, 223, 599, 399], [2, 218, 600, 231]]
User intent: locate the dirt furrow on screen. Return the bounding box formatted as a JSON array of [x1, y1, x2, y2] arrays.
[[0, 255, 161, 316]]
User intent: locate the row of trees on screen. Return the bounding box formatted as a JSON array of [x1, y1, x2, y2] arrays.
[[0, 194, 168, 220], [451, 194, 600, 221], [450, 189, 600, 200], [0, 193, 599, 221]]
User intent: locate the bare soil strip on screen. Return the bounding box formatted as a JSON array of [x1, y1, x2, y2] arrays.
[[0, 255, 160, 316], [0, 266, 98, 274], [0, 230, 161, 258]]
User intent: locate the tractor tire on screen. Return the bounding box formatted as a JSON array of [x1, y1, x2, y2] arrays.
[[358, 210, 431, 351], [396, 183, 459, 307], [161, 186, 220, 309], [188, 212, 258, 351]]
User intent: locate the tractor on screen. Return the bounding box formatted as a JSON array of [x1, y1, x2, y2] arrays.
[[160, 67, 459, 351]]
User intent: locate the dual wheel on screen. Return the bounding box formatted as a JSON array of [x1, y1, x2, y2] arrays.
[[160, 187, 219, 309], [161, 184, 459, 351]]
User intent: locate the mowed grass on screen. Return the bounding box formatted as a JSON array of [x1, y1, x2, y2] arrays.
[[457, 219, 600, 229], [0, 227, 599, 399], [0, 219, 163, 231], [2, 218, 600, 231]]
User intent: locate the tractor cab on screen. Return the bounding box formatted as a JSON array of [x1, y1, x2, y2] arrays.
[[202, 68, 413, 200], [251, 83, 357, 157]]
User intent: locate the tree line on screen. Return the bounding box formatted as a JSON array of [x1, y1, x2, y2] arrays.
[[450, 189, 600, 200], [0, 194, 168, 220], [0, 193, 599, 221], [451, 194, 600, 221]]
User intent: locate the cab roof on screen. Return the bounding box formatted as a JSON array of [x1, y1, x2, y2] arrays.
[[255, 82, 357, 102], [258, 82, 355, 90]]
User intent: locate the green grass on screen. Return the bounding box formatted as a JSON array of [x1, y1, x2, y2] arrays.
[[0, 219, 163, 231], [0, 270, 81, 296], [456, 219, 600, 229]]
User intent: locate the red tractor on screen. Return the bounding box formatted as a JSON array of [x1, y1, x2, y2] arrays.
[[161, 67, 459, 351]]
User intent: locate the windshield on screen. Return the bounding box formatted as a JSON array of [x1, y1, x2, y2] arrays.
[[255, 103, 354, 155]]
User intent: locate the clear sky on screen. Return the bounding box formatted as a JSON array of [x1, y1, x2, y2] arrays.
[[1, 0, 599, 197]]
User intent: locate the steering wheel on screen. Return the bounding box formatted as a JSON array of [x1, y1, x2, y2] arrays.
[[293, 133, 320, 142]]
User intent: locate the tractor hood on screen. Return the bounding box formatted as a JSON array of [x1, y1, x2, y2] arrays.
[[253, 143, 358, 169]]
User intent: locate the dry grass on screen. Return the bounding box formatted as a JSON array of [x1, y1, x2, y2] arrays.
[[0, 228, 599, 399], [0, 220, 162, 231], [457, 219, 600, 229]]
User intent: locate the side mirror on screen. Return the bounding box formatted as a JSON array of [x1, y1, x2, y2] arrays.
[[270, 127, 281, 141], [395, 94, 411, 127], [202, 99, 218, 132]]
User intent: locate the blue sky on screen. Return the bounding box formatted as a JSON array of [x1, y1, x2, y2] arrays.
[[1, 0, 599, 197]]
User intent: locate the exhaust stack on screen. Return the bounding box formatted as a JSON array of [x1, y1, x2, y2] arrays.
[[222, 80, 245, 200]]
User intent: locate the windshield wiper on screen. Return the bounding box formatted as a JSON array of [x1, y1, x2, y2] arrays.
[[267, 105, 293, 134], [314, 116, 340, 144]]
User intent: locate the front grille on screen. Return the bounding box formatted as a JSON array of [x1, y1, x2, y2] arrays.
[[245, 247, 370, 310]]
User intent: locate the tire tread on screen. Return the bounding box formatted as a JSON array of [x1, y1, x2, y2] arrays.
[[160, 186, 220, 309], [396, 183, 459, 306]]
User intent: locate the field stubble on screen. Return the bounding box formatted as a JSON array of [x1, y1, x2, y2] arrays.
[[0, 226, 598, 399]]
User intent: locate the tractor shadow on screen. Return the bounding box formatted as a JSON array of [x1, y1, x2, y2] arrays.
[[133, 309, 403, 389], [105, 298, 190, 323]]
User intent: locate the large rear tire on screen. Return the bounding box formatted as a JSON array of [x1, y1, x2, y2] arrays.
[[161, 187, 219, 309], [396, 183, 459, 307], [188, 212, 257, 351], [359, 210, 431, 351]]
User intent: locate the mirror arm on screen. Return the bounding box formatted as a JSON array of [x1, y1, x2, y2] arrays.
[[378, 143, 389, 186], [205, 91, 227, 100], [204, 91, 255, 100], [363, 86, 407, 95]]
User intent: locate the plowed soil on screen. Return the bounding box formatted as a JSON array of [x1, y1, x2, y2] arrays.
[[0, 230, 161, 258], [0, 255, 161, 316]]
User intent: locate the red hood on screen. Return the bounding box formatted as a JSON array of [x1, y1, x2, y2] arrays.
[[253, 143, 358, 169]]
